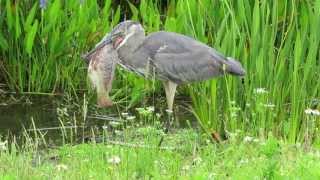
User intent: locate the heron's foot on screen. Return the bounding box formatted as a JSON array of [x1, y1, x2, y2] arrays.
[[158, 111, 174, 147], [97, 97, 113, 107]]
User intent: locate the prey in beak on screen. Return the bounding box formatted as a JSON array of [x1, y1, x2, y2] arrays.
[[81, 33, 119, 107]]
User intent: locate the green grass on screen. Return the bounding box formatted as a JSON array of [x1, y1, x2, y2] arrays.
[[0, 93, 319, 179], [0, 0, 319, 147], [0, 128, 320, 179]]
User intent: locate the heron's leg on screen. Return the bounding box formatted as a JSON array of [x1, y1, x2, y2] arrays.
[[158, 81, 177, 147], [163, 81, 177, 111]]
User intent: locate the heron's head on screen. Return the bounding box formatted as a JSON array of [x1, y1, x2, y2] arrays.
[[82, 21, 144, 62], [106, 20, 145, 50]]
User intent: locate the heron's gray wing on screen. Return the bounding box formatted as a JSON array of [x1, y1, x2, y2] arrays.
[[153, 51, 227, 84], [140, 32, 229, 84]]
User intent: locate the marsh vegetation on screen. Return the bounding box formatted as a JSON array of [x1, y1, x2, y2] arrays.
[[0, 0, 319, 179]]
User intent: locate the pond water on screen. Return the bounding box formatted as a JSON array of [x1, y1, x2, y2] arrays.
[[0, 95, 59, 134], [0, 94, 197, 145]]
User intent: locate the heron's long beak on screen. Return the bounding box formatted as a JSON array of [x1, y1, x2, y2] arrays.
[[81, 33, 114, 63]]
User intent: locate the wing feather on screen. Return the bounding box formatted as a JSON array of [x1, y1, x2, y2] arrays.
[[140, 32, 227, 83]]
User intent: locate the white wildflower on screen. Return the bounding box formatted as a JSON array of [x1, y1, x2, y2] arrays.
[[0, 140, 7, 151], [238, 158, 249, 165], [235, 129, 242, 133], [264, 103, 275, 108], [126, 115, 136, 120], [109, 121, 121, 127], [231, 112, 238, 118], [102, 125, 108, 130], [182, 165, 191, 171], [146, 106, 155, 112], [243, 136, 254, 143], [208, 173, 217, 179], [108, 156, 121, 165], [121, 112, 129, 117], [254, 88, 268, 94], [192, 157, 202, 165], [135, 107, 145, 113], [56, 164, 68, 171], [259, 141, 266, 146], [253, 138, 260, 143], [114, 130, 122, 135], [304, 108, 320, 116], [165, 109, 173, 114]]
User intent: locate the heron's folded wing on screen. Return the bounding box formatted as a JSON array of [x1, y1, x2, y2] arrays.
[[139, 31, 232, 83], [153, 50, 226, 84]]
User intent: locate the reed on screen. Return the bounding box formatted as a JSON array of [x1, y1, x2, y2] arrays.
[[0, 0, 319, 143]]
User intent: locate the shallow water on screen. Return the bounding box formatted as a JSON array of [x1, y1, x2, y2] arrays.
[[0, 95, 59, 134], [0, 94, 197, 144]]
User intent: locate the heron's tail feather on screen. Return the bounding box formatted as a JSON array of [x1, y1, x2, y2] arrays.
[[225, 57, 246, 76]]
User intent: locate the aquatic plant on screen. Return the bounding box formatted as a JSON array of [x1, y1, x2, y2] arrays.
[[0, 0, 319, 143]]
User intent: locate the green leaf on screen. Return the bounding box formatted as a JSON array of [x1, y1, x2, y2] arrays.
[[111, 6, 120, 28], [139, 0, 147, 22], [5, 0, 13, 30], [49, 0, 61, 27], [15, 6, 21, 40], [252, 0, 260, 36], [25, 20, 39, 55], [24, 2, 38, 31], [102, 0, 112, 18], [0, 32, 9, 50], [128, 2, 139, 21]]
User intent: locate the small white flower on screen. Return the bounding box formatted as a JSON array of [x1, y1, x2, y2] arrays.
[[192, 157, 202, 165], [254, 88, 268, 94], [243, 136, 254, 143], [108, 156, 121, 165], [238, 158, 249, 165], [121, 112, 129, 117], [146, 106, 155, 112], [109, 121, 121, 127], [259, 142, 266, 146], [126, 115, 136, 120], [304, 108, 320, 116], [253, 138, 260, 143], [135, 107, 144, 112], [165, 109, 173, 114], [264, 103, 275, 108], [114, 130, 122, 135], [208, 173, 217, 179], [226, 132, 237, 139], [102, 125, 108, 130], [182, 165, 190, 171], [231, 112, 238, 118], [0, 140, 7, 151], [56, 164, 68, 171]]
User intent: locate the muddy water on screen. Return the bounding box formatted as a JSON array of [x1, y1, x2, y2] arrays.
[[0, 96, 59, 134], [0, 94, 197, 145]]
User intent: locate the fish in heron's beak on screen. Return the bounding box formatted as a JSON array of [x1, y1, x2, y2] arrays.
[[82, 35, 118, 108], [81, 34, 113, 63]]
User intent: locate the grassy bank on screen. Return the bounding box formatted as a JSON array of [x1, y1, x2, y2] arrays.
[[0, 127, 320, 179], [0, 0, 320, 146]]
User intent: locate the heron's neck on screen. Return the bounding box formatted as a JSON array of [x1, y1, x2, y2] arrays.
[[118, 33, 145, 59]]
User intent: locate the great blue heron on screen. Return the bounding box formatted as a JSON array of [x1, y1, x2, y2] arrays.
[[83, 20, 245, 112]]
